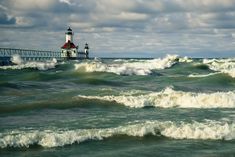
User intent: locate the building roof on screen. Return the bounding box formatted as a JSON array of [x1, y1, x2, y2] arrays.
[[61, 40, 77, 49]]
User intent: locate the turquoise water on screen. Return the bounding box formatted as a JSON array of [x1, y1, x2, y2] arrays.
[[0, 55, 235, 157]]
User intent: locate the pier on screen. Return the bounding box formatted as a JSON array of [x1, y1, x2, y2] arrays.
[[0, 47, 60, 62], [0, 47, 89, 65], [0, 27, 89, 65]]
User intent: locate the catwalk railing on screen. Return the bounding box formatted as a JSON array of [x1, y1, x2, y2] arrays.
[[0, 48, 61, 61]]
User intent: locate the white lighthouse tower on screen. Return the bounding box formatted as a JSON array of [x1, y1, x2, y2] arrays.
[[66, 27, 73, 42], [61, 27, 78, 59], [84, 43, 89, 59]]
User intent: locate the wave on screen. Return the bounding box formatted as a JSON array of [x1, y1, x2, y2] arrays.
[[178, 56, 193, 63], [0, 59, 57, 71], [0, 54, 57, 70], [74, 55, 180, 75], [188, 72, 220, 78], [203, 58, 235, 78], [76, 87, 235, 108], [1, 120, 234, 148], [11, 54, 23, 64]]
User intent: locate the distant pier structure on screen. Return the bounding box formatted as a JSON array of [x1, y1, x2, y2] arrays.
[[0, 48, 60, 65], [0, 27, 89, 65]]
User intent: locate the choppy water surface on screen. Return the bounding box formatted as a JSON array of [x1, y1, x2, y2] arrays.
[[0, 55, 235, 157]]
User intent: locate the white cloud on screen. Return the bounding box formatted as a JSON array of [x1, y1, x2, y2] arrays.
[[1, 0, 235, 57], [59, 0, 73, 6], [15, 16, 32, 26], [8, 0, 57, 11], [175, 0, 235, 12], [116, 12, 148, 21]]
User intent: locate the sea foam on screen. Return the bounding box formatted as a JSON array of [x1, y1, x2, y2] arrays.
[[0, 55, 57, 70], [76, 87, 235, 108], [11, 54, 23, 65], [203, 58, 235, 78], [188, 72, 220, 78], [0, 120, 234, 148], [75, 55, 179, 75], [178, 56, 193, 63]]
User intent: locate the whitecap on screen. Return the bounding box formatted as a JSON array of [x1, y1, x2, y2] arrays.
[[188, 72, 220, 78], [203, 58, 235, 78], [178, 56, 193, 63], [11, 54, 23, 65], [0, 58, 57, 71], [1, 120, 234, 148], [74, 54, 179, 75], [76, 87, 235, 108]]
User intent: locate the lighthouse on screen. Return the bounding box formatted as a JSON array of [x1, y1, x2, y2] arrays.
[[84, 43, 89, 59], [61, 27, 78, 59]]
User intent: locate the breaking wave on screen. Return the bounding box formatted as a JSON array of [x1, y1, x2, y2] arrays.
[[1, 120, 234, 148], [188, 72, 220, 78], [0, 55, 57, 70], [76, 87, 235, 108], [203, 58, 235, 78], [74, 55, 180, 75], [178, 56, 193, 63], [11, 54, 23, 65]]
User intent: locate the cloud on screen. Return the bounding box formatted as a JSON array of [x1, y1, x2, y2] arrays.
[[6, 0, 57, 11], [175, 0, 235, 12], [59, 0, 74, 6], [0, 12, 16, 25], [0, 0, 235, 57]]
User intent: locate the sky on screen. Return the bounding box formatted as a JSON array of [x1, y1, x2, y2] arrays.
[[0, 0, 235, 58]]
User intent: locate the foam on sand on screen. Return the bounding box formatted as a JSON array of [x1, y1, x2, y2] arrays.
[[76, 87, 235, 108], [75, 55, 179, 75], [0, 120, 234, 148]]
